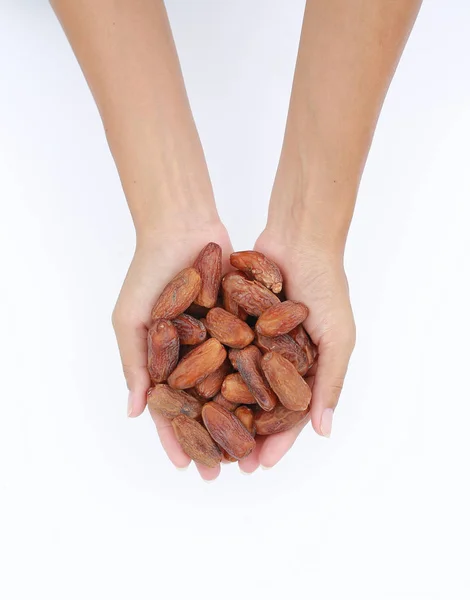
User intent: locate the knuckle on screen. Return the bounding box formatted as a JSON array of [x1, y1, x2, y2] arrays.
[[111, 307, 124, 330], [346, 322, 357, 352], [122, 364, 136, 386], [121, 364, 148, 389], [329, 377, 345, 406], [322, 324, 356, 354], [112, 305, 132, 332], [335, 320, 356, 353]]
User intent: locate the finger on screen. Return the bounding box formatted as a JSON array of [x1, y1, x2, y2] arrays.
[[310, 337, 354, 437], [258, 416, 310, 469], [112, 313, 150, 418], [148, 409, 192, 469], [238, 437, 266, 474], [196, 462, 221, 482]]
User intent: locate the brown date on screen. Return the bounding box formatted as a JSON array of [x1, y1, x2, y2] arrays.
[[229, 346, 277, 412], [151, 268, 201, 321], [147, 319, 179, 384]]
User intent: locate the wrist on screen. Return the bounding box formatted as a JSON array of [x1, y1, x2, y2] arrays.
[[135, 209, 223, 249], [102, 103, 220, 243], [113, 145, 220, 242], [266, 153, 359, 258], [136, 213, 228, 252], [132, 192, 220, 241]]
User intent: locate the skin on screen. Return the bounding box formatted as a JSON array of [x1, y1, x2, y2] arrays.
[[51, 0, 422, 480]]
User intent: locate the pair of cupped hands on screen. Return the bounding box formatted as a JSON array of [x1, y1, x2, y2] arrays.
[[112, 219, 356, 481]]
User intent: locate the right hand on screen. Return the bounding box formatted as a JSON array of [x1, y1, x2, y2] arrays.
[[112, 220, 233, 481]]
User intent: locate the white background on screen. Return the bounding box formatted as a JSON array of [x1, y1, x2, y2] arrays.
[[1, 1, 469, 599]]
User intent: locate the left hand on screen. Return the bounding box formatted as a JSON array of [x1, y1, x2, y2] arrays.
[[239, 228, 356, 473]]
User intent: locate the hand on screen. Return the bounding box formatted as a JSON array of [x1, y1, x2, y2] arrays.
[[239, 228, 356, 473], [112, 220, 233, 481]]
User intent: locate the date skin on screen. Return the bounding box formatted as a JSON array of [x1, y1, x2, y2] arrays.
[[256, 300, 308, 337], [255, 332, 309, 376], [221, 373, 257, 405], [229, 346, 277, 412], [172, 414, 222, 467], [193, 242, 222, 308], [213, 392, 240, 412], [205, 307, 254, 348], [147, 319, 179, 384], [167, 338, 227, 389], [172, 313, 207, 345], [194, 360, 232, 399], [261, 351, 311, 411], [147, 385, 202, 420], [222, 272, 248, 321], [230, 251, 283, 294], [254, 403, 310, 435], [202, 402, 255, 460], [151, 267, 201, 321], [234, 406, 256, 436], [222, 274, 280, 317], [289, 324, 317, 370]]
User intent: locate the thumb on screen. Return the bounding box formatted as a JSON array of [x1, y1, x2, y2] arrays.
[[310, 333, 355, 437], [112, 310, 150, 418]]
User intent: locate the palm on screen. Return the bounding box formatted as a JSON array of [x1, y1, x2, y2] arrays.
[[239, 230, 355, 472], [254, 232, 353, 348], [113, 222, 233, 480]]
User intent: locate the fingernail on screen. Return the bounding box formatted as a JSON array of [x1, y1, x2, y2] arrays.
[[260, 465, 272, 471], [203, 478, 216, 484], [127, 392, 133, 417], [239, 467, 252, 475], [176, 465, 189, 471], [320, 408, 334, 437]]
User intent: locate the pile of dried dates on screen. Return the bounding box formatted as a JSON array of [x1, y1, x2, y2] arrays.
[[147, 243, 316, 467]]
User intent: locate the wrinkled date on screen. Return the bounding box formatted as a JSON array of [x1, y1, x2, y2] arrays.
[[172, 313, 207, 345], [205, 307, 254, 349], [221, 373, 257, 405], [254, 403, 310, 436], [222, 271, 248, 321], [172, 414, 222, 467], [290, 324, 317, 371], [221, 274, 280, 317], [256, 300, 309, 338], [229, 346, 277, 412], [195, 360, 232, 399], [147, 384, 202, 420], [193, 242, 222, 308], [234, 406, 256, 436], [167, 338, 227, 389], [148, 319, 179, 384], [255, 332, 309, 376], [151, 267, 201, 321], [261, 351, 312, 411], [202, 402, 256, 460], [230, 250, 283, 294], [145, 242, 317, 471]]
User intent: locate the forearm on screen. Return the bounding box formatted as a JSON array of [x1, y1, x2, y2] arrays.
[[268, 0, 422, 255], [51, 0, 218, 239]]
